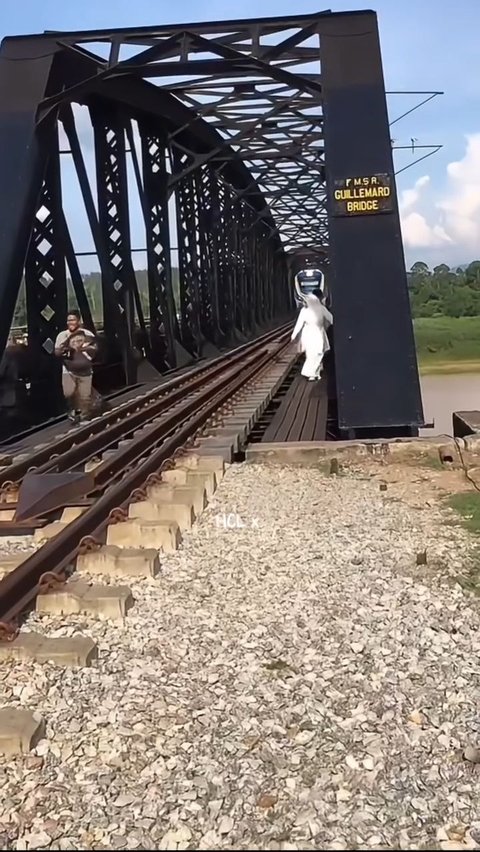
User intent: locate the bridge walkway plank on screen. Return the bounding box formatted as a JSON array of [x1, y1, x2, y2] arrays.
[[262, 371, 328, 443]]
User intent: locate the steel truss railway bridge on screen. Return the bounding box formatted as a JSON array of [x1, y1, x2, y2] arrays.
[[0, 8, 424, 440]]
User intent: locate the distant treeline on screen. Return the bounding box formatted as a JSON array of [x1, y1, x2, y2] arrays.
[[12, 268, 181, 327], [12, 259, 480, 328], [408, 261, 480, 318]]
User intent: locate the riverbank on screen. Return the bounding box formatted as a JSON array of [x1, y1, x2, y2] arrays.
[[419, 359, 480, 375], [415, 316, 480, 374]]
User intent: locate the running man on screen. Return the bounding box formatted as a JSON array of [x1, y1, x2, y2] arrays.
[[54, 311, 97, 421]]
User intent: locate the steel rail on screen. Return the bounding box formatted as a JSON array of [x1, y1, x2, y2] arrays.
[[0, 323, 291, 492], [0, 331, 290, 626], [89, 350, 266, 493], [17, 339, 278, 483]]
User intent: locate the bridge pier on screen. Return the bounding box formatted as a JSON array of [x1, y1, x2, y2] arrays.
[[322, 11, 424, 438]]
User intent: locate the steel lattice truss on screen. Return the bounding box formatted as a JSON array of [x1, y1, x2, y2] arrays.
[[162, 30, 327, 254], [0, 9, 425, 435], [0, 12, 337, 398], [51, 13, 328, 254]]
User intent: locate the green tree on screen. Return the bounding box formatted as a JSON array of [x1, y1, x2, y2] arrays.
[[408, 258, 480, 319], [12, 279, 27, 327], [410, 261, 431, 276], [433, 263, 450, 276], [465, 261, 480, 290]]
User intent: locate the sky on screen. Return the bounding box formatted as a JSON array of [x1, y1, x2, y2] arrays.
[[1, 0, 479, 271]]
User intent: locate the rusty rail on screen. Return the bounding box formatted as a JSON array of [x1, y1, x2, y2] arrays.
[[14, 342, 273, 484], [0, 330, 291, 625], [0, 323, 291, 492]]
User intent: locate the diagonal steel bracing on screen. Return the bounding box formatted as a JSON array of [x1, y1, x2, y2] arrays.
[[0, 9, 423, 436]]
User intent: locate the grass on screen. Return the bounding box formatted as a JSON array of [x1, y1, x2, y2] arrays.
[[447, 492, 480, 595], [448, 491, 480, 594], [419, 454, 444, 471], [447, 492, 480, 534], [419, 360, 480, 375], [414, 316, 480, 374]]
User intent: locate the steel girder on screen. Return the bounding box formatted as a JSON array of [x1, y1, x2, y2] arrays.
[[0, 16, 300, 389], [137, 124, 178, 371], [0, 9, 423, 435]]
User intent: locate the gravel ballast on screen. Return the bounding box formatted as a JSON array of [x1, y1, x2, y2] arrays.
[[1, 462, 480, 850]]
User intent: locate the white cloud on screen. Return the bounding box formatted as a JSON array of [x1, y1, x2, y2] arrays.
[[399, 134, 480, 262], [399, 175, 430, 213], [400, 175, 451, 249], [437, 134, 480, 248], [401, 211, 451, 248], [58, 104, 93, 151]]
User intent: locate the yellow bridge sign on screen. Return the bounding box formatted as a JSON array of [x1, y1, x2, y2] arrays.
[[331, 174, 394, 216]]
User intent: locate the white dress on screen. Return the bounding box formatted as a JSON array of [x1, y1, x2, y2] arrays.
[[291, 304, 333, 379]]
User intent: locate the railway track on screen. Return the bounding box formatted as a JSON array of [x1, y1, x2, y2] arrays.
[[0, 325, 295, 642], [0, 326, 291, 495]]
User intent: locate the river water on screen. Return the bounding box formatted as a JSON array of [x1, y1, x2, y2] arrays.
[[420, 373, 480, 437]]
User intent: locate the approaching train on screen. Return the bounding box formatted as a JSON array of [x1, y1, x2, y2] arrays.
[[293, 265, 328, 306]]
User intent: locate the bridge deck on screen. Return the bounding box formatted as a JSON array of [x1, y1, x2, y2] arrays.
[[262, 372, 328, 442], [0, 372, 196, 456]]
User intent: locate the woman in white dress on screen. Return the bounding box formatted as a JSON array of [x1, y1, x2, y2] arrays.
[[291, 290, 333, 381]]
